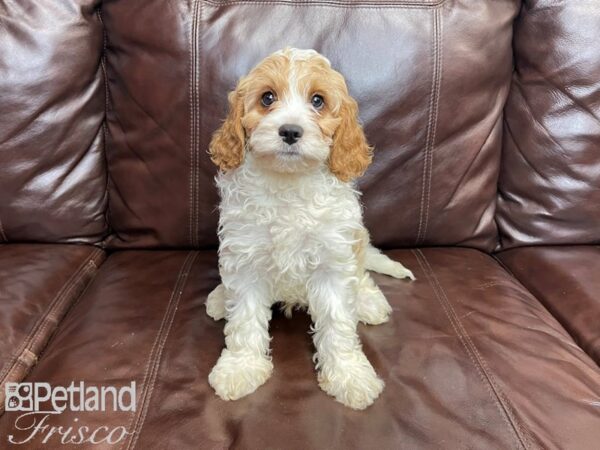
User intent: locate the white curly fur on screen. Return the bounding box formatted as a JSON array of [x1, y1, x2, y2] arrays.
[[206, 48, 414, 410]]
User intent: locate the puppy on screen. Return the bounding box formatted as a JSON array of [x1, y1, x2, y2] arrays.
[[205, 48, 414, 410]]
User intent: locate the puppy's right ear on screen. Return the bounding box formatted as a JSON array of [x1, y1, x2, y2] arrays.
[[209, 89, 245, 171]]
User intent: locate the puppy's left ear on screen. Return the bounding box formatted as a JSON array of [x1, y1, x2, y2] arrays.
[[209, 88, 245, 171], [328, 94, 373, 182]]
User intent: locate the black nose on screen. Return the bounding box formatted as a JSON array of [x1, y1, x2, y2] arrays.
[[278, 124, 304, 145]]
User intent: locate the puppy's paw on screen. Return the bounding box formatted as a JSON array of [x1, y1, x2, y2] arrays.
[[357, 285, 392, 325], [389, 262, 416, 281], [206, 284, 226, 321], [209, 350, 273, 401], [318, 353, 385, 410]]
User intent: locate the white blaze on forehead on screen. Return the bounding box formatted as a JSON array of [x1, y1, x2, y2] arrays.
[[277, 48, 330, 108], [273, 47, 332, 67]]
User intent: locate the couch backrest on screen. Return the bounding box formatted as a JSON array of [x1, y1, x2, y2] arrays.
[[497, 0, 600, 249], [4, 1, 597, 252], [101, 0, 519, 251], [0, 0, 108, 244]]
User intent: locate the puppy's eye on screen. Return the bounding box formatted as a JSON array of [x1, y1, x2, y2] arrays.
[[261, 91, 276, 107], [311, 94, 325, 110]]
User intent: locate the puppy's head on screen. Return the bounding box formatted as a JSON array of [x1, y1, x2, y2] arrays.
[[209, 48, 372, 181]]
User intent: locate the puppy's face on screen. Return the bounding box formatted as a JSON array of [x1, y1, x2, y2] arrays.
[[209, 48, 372, 181]]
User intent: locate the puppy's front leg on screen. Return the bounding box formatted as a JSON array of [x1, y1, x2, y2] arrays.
[[308, 270, 384, 410], [208, 282, 273, 400]]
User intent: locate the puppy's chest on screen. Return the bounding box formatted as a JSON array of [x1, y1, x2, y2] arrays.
[[266, 209, 325, 275], [219, 175, 362, 281], [236, 197, 342, 272]]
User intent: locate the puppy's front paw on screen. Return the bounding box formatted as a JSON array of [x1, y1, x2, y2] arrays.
[[317, 353, 385, 410], [209, 350, 273, 400], [206, 284, 226, 321], [390, 263, 416, 281]]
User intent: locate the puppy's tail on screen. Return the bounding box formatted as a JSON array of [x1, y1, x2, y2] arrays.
[[365, 244, 416, 280]]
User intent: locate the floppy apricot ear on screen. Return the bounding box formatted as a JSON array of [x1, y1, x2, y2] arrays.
[[328, 95, 373, 182], [209, 89, 245, 171]]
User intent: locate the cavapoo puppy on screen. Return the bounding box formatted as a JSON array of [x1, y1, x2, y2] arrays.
[[205, 48, 414, 410]]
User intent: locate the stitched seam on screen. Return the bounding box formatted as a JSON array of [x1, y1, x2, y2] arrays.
[[122, 252, 198, 450], [1, 350, 38, 397], [0, 248, 102, 388], [422, 9, 442, 243], [0, 249, 98, 385], [36, 251, 105, 372], [413, 249, 531, 449], [9, 252, 101, 371], [97, 7, 112, 246], [22, 260, 99, 358], [416, 8, 441, 245], [189, 0, 200, 246], [0, 351, 38, 413], [416, 10, 436, 244], [97, 9, 111, 114], [188, 0, 195, 246], [204, 0, 446, 8], [0, 217, 7, 242], [195, 1, 204, 248]]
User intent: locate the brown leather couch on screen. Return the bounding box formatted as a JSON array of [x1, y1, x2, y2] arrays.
[[1, 1, 599, 448]]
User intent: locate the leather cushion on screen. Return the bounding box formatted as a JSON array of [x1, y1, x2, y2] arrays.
[[497, 0, 600, 249], [3, 248, 599, 448], [102, 0, 518, 251], [0, 244, 104, 412], [0, 0, 109, 243], [498, 245, 600, 365]]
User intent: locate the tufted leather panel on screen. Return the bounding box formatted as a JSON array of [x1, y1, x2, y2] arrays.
[[2, 249, 599, 448], [102, 0, 518, 250], [497, 0, 600, 249], [0, 0, 108, 243]]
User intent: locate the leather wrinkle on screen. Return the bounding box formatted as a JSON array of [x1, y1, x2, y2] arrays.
[[413, 249, 532, 450], [513, 81, 572, 160], [105, 160, 147, 224], [445, 115, 500, 212], [504, 115, 550, 184], [531, 68, 600, 126], [115, 80, 186, 154], [109, 104, 174, 191], [0, 218, 7, 242]]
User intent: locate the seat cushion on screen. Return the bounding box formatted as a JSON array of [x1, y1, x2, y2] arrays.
[[102, 0, 519, 250], [0, 244, 104, 412], [498, 246, 600, 364], [2, 248, 599, 448]]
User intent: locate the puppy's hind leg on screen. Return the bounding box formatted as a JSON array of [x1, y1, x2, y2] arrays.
[[356, 272, 392, 325], [206, 283, 227, 321]]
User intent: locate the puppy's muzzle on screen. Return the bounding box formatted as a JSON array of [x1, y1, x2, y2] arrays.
[[278, 124, 304, 145]]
